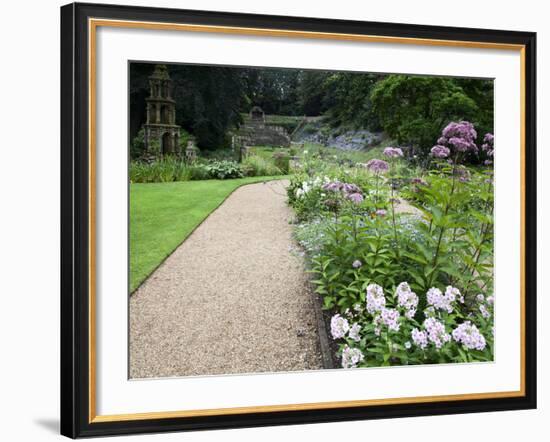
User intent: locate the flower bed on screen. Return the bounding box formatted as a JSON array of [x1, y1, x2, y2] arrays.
[[288, 121, 495, 368]]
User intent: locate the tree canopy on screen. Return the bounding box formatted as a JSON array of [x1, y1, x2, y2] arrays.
[[130, 63, 493, 157]]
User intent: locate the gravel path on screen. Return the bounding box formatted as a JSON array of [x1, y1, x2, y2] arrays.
[[130, 180, 323, 378]]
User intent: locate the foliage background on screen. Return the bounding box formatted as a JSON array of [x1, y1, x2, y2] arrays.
[[130, 63, 493, 157]]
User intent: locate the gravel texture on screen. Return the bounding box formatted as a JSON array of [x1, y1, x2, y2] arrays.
[[130, 180, 323, 378]]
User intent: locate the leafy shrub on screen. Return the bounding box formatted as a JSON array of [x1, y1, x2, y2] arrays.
[[130, 157, 189, 183], [203, 160, 243, 179]]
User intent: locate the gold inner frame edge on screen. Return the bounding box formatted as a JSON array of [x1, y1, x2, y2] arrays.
[[87, 18, 527, 423]]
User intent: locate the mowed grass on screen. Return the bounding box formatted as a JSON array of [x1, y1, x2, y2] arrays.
[[130, 176, 285, 293]]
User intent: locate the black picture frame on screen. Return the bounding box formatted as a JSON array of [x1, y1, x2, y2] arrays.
[[61, 2, 537, 438]]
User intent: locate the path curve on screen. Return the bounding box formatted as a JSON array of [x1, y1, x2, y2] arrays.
[[130, 180, 322, 378]]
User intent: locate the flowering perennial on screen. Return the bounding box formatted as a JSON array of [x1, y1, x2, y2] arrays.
[[321, 180, 364, 204], [396, 282, 418, 319], [452, 321, 487, 351], [341, 345, 364, 368], [383, 147, 404, 158], [411, 328, 428, 349], [426, 286, 461, 313], [365, 158, 389, 173], [348, 323, 361, 342], [366, 283, 386, 314], [430, 145, 451, 158], [330, 314, 350, 339], [379, 307, 401, 332], [423, 317, 451, 349]]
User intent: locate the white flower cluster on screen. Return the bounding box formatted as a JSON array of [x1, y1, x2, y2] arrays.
[[366, 283, 386, 314], [348, 323, 362, 342], [294, 176, 330, 199], [426, 285, 462, 313], [396, 282, 418, 319], [423, 317, 451, 349], [452, 321, 487, 351], [341, 345, 364, 369], [330, 314, 349, 339]]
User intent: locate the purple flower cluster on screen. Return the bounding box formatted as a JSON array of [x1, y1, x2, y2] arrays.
[[396, 282, 418, 319], [432, 121, 478, 158], [366, 283, 386, 314], [481, 133, 494, 157], [365, 158, 389, 174], [456, 167, 471, 183], [430, 145, 451, 159], [452, 321, 487, 351], [330, 314, 350, 339], [383, 147, 404, 158], [321, 181, 364, 204], [375, 209, 387, 217], [423, 317, 451, 349], [341, 345, 364, 368]]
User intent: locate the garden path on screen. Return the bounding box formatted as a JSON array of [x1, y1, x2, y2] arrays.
[[130, 180, 323, 378]]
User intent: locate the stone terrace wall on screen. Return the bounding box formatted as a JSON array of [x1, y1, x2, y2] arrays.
[[236, 116, 291, 147]]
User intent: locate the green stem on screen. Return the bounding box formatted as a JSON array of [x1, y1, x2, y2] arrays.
[[428, 159, 458, 287], [389, 160, 400, 258]]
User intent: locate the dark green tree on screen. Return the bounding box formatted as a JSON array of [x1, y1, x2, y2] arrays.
[[370, 75, 480, 157]]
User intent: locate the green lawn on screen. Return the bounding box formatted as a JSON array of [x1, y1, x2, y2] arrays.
[[130, 176, 285, 293]]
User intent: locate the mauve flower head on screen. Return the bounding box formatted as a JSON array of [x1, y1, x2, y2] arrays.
[[347, 192, 364, 204], [322, 181, 343, 192], [439, 121, 479, 154], [452, 321, 486, 351], [437, 136, 448, 145], [442, 121, 477, 143], [365, 158, 389, 174], [342, 183, 361, 194], [448, 136, 476, 153], [352, 259, 362, 269], [341, 345, 364, 368], [482, 132, 494, 158], [431, 145, 451, 159], [375, 209, 387, 217], [383, 147, 404, 158], [330, 314, 350, 340]]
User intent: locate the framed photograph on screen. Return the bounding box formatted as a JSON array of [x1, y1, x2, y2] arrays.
[[60, 2, 537, 438]]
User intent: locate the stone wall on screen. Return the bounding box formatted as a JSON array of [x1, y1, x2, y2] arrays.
[[235, 116, 291, 147]]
